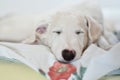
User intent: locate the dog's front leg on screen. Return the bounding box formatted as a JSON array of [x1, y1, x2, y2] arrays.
[[97, 36, 112, 50], [22, 34, 36, 44]]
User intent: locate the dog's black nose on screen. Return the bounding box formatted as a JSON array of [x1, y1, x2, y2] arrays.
[[62, 49, 76, 61]]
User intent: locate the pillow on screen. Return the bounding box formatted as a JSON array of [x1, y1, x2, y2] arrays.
[[0, 57, 47, 80], [99, 76, 120, 80], [99, 69, 120, 80]]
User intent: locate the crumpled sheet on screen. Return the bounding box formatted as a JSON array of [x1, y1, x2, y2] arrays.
[[80, 43, 120, 80], [0, 42, 39, 71], [0, 42, 120, 80], [0, 42, 51, 73]]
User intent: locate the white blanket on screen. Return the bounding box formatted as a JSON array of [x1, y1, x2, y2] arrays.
[[0, 42, 120, 80], [0, 42, 52, 73], [80, 43, 120, 80]]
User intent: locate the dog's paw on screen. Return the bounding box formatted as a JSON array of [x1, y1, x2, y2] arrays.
[[22, 35, 36, 44]]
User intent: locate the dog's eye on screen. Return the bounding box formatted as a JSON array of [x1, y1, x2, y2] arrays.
[[75, 31, 83, 35], [53, 31, 61, 35]]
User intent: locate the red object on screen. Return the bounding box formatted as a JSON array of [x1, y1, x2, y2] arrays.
[[48, 62, 76, 80]]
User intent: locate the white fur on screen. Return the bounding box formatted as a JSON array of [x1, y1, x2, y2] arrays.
[[0, 14, 49, 42], [0, 0, 115, 76]]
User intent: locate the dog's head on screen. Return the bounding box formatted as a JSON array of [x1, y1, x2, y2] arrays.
[[36, 12, 102, 62]]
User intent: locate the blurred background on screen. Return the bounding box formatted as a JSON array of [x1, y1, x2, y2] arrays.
[[0, 0, 120, 29]]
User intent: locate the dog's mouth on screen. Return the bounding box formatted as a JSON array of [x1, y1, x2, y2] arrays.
[[58, 60, 71, 64], [57, 57, 77, 64]]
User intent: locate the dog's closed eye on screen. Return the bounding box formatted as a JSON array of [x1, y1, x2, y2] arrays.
[[75, 31, 84, 35], [53, 31, 62, 35]]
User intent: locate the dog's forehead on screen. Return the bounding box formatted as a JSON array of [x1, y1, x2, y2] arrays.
[[52, 14, 78, 25], [49, 12, 86, 30]]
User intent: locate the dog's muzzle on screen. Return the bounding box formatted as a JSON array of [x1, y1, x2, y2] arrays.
[[62, 49, 76, 61]]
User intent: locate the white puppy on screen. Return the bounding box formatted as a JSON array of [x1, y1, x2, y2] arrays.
[[0, 0, 113, 76], [34, 1, 111, 63], [35, 12, 102, 62]]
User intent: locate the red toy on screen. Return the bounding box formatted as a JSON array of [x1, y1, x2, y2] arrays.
[[48, 62, 76, 80]]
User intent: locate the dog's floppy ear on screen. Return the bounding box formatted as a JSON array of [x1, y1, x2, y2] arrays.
[[36, 24, 48, 34], [22, 24, 48, 44], [85, 16, 102, 43]]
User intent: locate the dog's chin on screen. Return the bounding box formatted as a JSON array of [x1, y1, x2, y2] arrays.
[[57, 59, 74, 64], [57, 57, 81, 64], [56, 57, 79, 63], [58, 60, 69, 63]]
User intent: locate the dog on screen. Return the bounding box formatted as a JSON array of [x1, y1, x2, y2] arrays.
[[0, 0, 117, 76]]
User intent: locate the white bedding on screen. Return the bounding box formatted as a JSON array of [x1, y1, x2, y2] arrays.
[[0, 42, 52, 73], [80, 43, 120, 80], [0, 42, 120, 80]]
